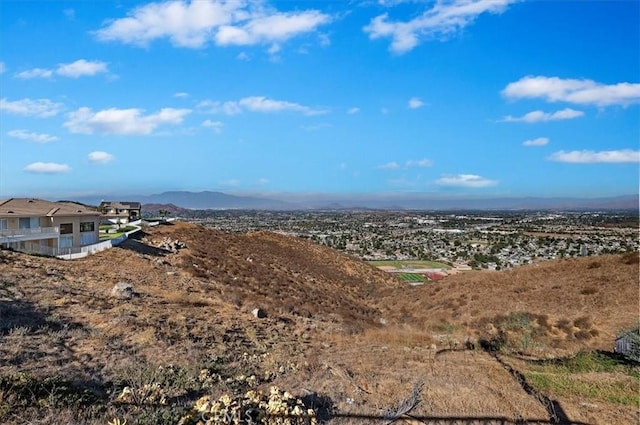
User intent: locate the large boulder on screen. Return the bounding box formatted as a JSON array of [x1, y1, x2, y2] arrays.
[[111, 282, 137, 300], [252, 308, 267, 319]]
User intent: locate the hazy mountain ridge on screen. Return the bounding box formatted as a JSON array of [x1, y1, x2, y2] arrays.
[[69, 191, 639, 211]]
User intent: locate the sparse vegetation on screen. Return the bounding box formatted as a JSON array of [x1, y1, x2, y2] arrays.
[[0, 223, 638, 424], [521, 351, 640, 406]]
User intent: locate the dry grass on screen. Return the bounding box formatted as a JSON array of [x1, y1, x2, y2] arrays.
[[0, 222, 638, 424], [507, 351, 640, 424], [384, 252, 639, 355]]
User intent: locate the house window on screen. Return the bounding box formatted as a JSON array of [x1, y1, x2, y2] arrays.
[[0, 219, 7, 230], [80, 232, 96, 245], [19, 217, 39, 229], [80, 222, 95, 232], [60, 236, 73, 249], [60, 223, 73, 234]]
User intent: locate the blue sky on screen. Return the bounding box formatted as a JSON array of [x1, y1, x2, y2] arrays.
[[1, 0, 638, 200]]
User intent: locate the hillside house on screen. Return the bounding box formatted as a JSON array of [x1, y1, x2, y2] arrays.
[[99, 201, 141, 224], [0, 198, 101, 255]]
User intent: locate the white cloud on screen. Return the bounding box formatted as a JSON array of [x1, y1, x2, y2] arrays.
[[236, 52, 250, 61], [16, 68, 53, 79], [56, 59, 108, 78], [0, 62, 5, 73], [65, 107, 191, 135], [408, 97, 424, 109], [318, 33, 331, 47], [522, 137, 549, 147], [257, 178, 269, 185], [220, 179, 241, 187], [387, 177, 418, 188], [377, 161, 400, 170], [197, 100, 242, 115], [547, 149, 640, 164], [174, 92, 189, 98], [364, 0, 518, 54], [202, 119, 223, 133], [436, 173, 498, 188], [215, 10, 331, 46], [239, 96, 326, 115], [88, 151, 115, 164], [267, 43, 281, 56], [503, 76, 640, 107], [405, 158, 433, 168], [378, 158, 433, 170], [95, 0, 330, 51], [198, 96, 326, 115], [95, 0, 239, 47], [64, 8, 76, 20], [16, 60, 108, 79], [501, 108, 584, 123], [0, 98, 64, 117], [301, 123, 332, 131], [24, 162, 71, 174], [347, 107, 360, 114], [8, 129, 59, 143]]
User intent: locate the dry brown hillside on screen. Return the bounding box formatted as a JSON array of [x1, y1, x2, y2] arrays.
[[153, 222, 402, 328], [0, 221, 637, 424], [386, 252, 639, 354]]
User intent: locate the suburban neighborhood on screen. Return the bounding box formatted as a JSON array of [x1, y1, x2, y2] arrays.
[[188, 209, 639, 271]]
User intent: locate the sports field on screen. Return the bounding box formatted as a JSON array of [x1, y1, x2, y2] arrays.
[[396, 273, 426, 283]]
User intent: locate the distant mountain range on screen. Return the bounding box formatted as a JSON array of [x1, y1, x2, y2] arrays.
[[68, 191, 640, 212], [139, 191, 293, 210]]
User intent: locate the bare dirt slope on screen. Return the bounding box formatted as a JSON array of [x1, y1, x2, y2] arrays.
[[0, 222, 637, 424]]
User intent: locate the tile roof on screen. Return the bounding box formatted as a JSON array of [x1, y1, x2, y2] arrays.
[[0, 198, 100, 217]]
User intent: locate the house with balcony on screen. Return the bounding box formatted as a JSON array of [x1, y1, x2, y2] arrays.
[[0, 198, 101, 255], [98, 201, 141, 224]]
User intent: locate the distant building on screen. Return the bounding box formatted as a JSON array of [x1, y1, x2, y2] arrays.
[[99, 201, 141, 224], [0, 198, 101, 255], [580, 244, 588, 256]]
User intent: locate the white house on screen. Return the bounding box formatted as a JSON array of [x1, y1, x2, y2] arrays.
[[98, 201, 142, 224], [0, 198, 101, 255]]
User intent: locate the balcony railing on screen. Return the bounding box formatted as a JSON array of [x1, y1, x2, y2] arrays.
[[0, 226, 60, 242]]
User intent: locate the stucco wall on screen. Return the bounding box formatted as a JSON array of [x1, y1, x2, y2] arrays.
[[50, 216, 101, 247], [1, 215, 100, 248]]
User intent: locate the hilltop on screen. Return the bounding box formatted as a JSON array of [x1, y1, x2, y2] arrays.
[[0, 222, 637, 424]]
